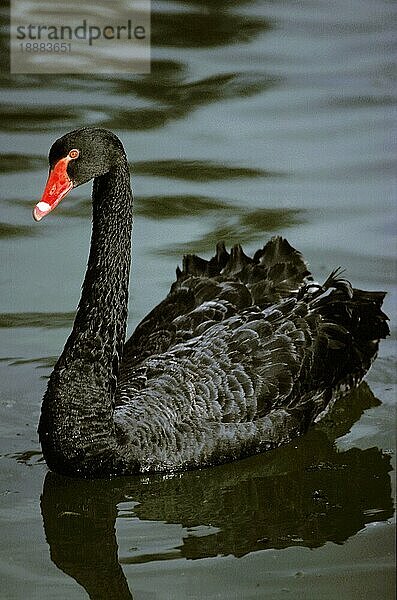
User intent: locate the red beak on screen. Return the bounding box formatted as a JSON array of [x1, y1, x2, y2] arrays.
[[33, 156, 74, 222]]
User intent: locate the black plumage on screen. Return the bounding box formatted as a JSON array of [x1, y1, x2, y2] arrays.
[[36, 127, 389, 477]]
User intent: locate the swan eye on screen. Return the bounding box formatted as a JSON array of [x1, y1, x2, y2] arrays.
[[68, 149, 79, 159]]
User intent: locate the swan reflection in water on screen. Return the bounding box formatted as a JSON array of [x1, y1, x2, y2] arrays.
[[40, 383, 393, 600]]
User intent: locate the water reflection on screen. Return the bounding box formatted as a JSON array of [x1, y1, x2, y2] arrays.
[[40, 383, 393, 599], [162, 207, 304, 255], [0, 312, 74, 328], [0, 0, 276, 135], [152, 4, 270, 48], [101, 72, 277, 131], [0, 103, 84, 132], [0, 69, 277, 134], [0, 221, 38, 238], [0, 153, 46, 173], [134, 159, 270, 181]]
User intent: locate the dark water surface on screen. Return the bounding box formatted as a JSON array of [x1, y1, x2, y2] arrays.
[[0, 1, 396, 598]]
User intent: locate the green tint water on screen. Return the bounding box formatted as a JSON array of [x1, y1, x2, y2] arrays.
[[0, 1, 395, 598]]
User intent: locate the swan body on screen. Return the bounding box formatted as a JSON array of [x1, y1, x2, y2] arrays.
[[34, 128, 389, 477]]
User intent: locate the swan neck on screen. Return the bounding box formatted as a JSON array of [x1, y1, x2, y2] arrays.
[[70, 160, 133, 371]]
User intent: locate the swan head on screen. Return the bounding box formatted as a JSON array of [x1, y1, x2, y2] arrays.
[[33, 127, 126, 221]]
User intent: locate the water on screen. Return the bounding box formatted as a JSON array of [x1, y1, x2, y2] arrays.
[[0, 0, 396, 598]]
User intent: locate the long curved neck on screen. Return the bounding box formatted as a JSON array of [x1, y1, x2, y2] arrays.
[[65, 160, 133, 379], [39, 159, 133, 473]]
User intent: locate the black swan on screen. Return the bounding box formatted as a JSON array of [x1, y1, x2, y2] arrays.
[[33, 127, 389, 478]]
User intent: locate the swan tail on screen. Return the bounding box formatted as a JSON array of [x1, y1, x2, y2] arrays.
[[300, 271, 389, 405]]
